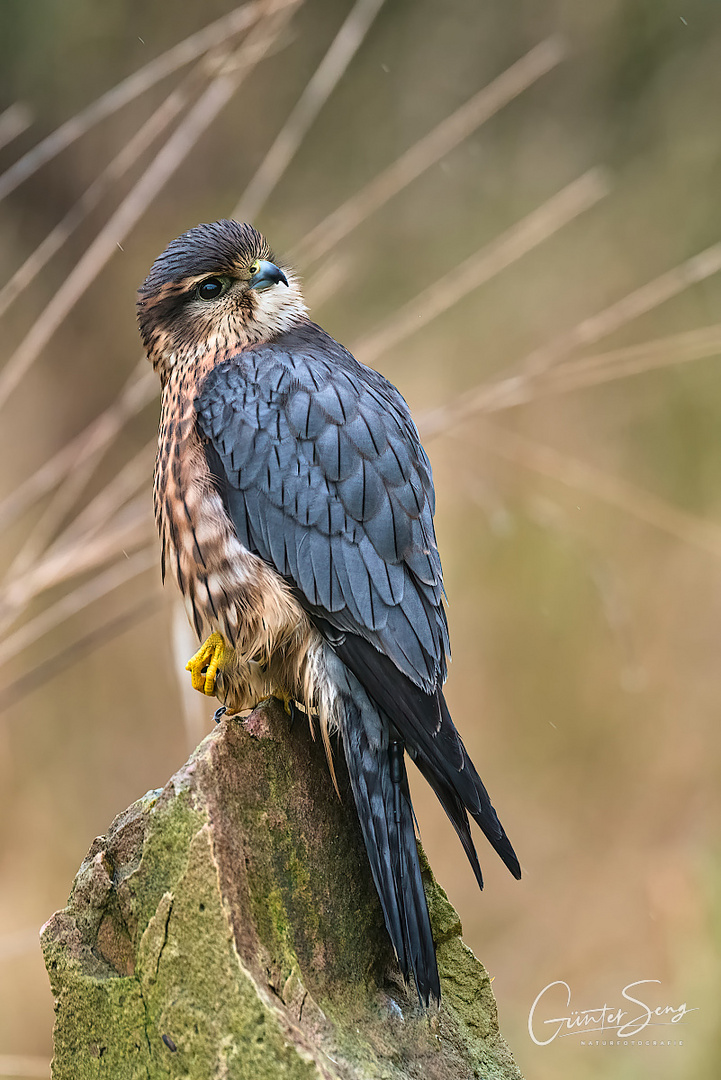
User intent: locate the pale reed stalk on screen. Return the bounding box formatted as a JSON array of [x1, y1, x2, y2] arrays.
[[0, 104, 33, 152], [0, 0, 301, 412], [418, 246, 721, 432], [476, 323, 721, 412], [0, 85, 194, 318], [234, 0, 387, 222], [0, 31, 559, 531], [291, 36, 566, 265], [0, 548, 157, 668], [519, 242, 721, 377], [0, 497, 153, 628], [0, 363, 155, 531], [0, 4, 263, 202], [470, 423, 721, 559], [354, 168, 610, 369]]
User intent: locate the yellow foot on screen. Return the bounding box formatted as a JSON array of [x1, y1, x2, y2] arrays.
[[251, 690, 294, 716], [273, 690, 295, 716], [185, 632, 228, 696]]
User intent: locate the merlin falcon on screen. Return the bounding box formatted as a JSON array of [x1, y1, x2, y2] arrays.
[[138, 219, 520, 1005]]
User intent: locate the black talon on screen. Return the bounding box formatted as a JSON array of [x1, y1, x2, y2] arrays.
[[288, 699, 302, 732], [213, 705, 227, 724]]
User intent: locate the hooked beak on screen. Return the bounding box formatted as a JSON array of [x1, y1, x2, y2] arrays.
[[249, 260, 289, 291]]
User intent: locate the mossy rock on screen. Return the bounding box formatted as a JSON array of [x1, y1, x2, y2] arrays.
[[42, 700, 522, 1079]]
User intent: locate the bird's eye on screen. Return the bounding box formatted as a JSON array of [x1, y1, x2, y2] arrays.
[[249, 261, 260, 276], [196, 277, 225, 301]]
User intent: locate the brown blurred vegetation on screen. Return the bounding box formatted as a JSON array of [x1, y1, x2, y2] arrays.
[[1, 1, 720, 1077]]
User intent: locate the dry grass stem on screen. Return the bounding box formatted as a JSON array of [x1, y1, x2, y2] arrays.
[[0, 36, 257, 319], [291, 36, 566, 266], [53, 441, 155, 549], [0, 3, 263, 203], [0, 86, 191, 318], [233, 0, 386, 222], [519, 241, 721, 377], [432, 323, 721, 419], [502, 323, 721, 408], [0, 104, 33, 152], [0, 594, 161, 716], [0, 28, 564, 587], [544, 323, 721, 387], [172, 600, 212, 753], [1, 411, 152, 591], [2, 452, 119, 588], [474, 422, 721, 560], [3, 438, 155, 592], [0, 548, 157, 668], [0, 0, 300, 412], [0, 497, 153, 626], [419, 245, 721, 432], [355, 167, 609, 369], [304, 253, 353, 309], [0, 362, 156, 531]]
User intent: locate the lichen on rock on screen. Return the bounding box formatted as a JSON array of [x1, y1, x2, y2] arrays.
[[42, 699, 523, 1079]]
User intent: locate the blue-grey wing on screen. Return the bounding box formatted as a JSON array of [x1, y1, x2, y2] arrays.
[[195, 320, 449, 692]]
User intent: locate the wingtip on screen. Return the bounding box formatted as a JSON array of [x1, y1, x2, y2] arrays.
[[492, 829, 520, 881], [501, 843, 522, 880]]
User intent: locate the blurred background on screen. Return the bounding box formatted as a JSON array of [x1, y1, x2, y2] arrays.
[[1, 0, 720, 1076]]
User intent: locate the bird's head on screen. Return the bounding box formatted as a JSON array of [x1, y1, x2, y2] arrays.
[[137, 220, 306, 380]]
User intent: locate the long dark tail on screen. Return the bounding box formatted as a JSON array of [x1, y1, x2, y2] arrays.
[[319, 632, 520, 1004], [333, 633, 522, 884], [328, 652, 440, 1004]]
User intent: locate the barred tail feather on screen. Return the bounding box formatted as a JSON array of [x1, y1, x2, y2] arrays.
[[327, 653, 440, 1005], [332, 632, 522, 883]]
